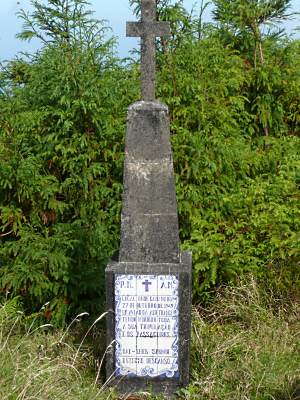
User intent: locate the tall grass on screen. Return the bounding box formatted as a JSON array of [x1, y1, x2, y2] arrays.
[[0, 278, 299, 399], [0, 299, 111, 400], [188, 278, 300, 400]]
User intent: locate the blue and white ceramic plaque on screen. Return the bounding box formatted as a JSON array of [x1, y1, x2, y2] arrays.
[[115, 274, 179, 378]]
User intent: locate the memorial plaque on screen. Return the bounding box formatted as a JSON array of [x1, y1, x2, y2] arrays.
[[115, 275, 179, 377]]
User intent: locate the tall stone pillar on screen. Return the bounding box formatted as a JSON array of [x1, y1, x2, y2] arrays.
[[120, 101, 179, 264]]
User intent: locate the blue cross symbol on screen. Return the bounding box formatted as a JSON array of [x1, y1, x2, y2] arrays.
[[142, 279, 152, 292]]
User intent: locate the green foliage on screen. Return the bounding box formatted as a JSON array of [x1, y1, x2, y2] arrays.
[[213, 0, 293, 32], [0, 0, 299, 322], [16, 0, 109, 47], [158, 32, 300, 301], [213, 0, 296, 137], [0, 0, 138, 324]]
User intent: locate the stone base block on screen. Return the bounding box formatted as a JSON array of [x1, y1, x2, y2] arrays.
[[105, 251, 192, 397]]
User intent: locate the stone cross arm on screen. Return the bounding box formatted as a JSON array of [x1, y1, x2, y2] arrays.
[[126, 21, 170, 38]]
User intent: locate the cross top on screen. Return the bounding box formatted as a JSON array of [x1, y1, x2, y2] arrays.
[[126, 0, 170, 101]]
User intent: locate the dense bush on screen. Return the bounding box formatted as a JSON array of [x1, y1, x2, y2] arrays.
[[0, 0, 138, 324], [158, 34, 300, 301], [0, 0, 299, 323]]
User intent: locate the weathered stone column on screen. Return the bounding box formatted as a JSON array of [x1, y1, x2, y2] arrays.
[[120, 101, 179, 264]]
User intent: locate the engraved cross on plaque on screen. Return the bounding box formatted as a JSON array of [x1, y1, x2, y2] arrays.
[[126, 0, 170, 100]]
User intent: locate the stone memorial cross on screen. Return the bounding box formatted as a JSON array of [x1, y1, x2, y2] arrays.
[[105, 1, 192, 396], [126, 0, 170, 100]]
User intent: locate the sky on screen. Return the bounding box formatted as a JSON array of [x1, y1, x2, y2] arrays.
[[0, 0, 299, 61]]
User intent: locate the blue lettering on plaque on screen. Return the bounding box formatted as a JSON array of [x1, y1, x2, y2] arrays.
[[115, 275, 179, 378], [160, 281, 173, 289], [120, 280, 134, 289]]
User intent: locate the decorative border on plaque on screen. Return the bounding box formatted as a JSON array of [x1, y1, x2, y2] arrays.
[[115, 274, 179, 378]]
